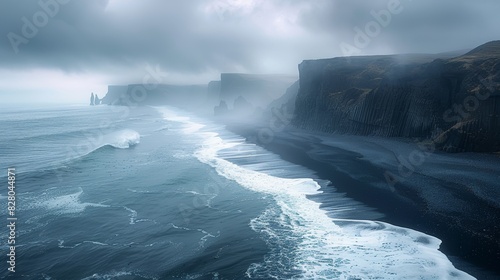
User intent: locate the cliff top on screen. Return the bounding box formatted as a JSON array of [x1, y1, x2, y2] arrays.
[[301, 41, 499, 69], [220, 73, 297, 82], [462, 40, 500, 58]]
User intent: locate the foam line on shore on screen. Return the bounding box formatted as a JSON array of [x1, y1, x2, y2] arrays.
[[157, 106, 474, 279]]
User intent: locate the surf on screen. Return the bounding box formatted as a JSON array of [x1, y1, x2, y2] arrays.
[[157, 106, 475, 280], [68, 129, 141, 159]]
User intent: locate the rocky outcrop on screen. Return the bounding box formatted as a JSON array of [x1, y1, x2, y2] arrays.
[[101, 85, 128, 105], [233, 95, 254, 117], [219, 73, 296, 110], [293, 41, 500, 152], [94, 94, 101, 105], [214, 100, 228, 116], [90, 92, 95, 106]]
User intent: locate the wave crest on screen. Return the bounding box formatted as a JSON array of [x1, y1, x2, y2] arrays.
[[106, 129, 141, 149], [63, 129, 141, 163]]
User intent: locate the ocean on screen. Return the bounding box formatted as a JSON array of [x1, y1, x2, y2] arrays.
[[0, 105, 474, 279]]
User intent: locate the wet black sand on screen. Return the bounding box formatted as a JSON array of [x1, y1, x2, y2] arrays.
[[226, 123, 500, 279]]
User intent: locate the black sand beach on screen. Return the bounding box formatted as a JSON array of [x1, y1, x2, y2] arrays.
[[226, 123, 500, 279]]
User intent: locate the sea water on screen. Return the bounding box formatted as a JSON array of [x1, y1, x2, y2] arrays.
[[0, 105, 473, 279]]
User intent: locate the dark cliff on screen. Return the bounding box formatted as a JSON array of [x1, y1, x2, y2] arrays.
[[101, 85, 128, 105], [293, 41, 500, 152], [267, 80, 299, 114], [207, 80, 221, 102]]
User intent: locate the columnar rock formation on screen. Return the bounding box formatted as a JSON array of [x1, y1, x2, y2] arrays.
[[292, 41, 500, 152]]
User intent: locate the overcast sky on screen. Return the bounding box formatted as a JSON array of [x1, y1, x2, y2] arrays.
[[1, 0, 499, 104]]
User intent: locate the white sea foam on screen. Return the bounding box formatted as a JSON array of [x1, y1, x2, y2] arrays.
[[157, 107, 475, 280], [155, 106, 204, 134], [58, 240, 108, 249], [120, 206, 156, 225], [67, 129, 141, 163], [105, 129, 140, 149], [169, 223, 219, 249], [80, 271, 158, 280], [25, 188, 108, 216], [123, 206, 138, 225], [184, 272, 220, 280], [172, 150, 192, 159], [81, 272, 131, 280]]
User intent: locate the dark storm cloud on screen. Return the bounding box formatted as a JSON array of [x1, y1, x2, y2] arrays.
[[299, 0, 500, 55], [1, 0, 499, 78], [0, 0, 266, 74]]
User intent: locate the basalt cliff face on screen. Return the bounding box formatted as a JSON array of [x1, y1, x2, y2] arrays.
[[293, 41, 500, 152]]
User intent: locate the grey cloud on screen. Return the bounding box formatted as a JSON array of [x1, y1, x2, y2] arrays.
[[299, 0, 500, 54], [1, 0, 257, 73], [1, 0, 499, 81]]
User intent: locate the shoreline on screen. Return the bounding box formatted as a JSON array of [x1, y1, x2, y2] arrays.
[[225, 122, 500, 279]]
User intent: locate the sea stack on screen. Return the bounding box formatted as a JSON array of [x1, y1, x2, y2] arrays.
[[90, 92, 95, 106], [214, 100, 228, 116]]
